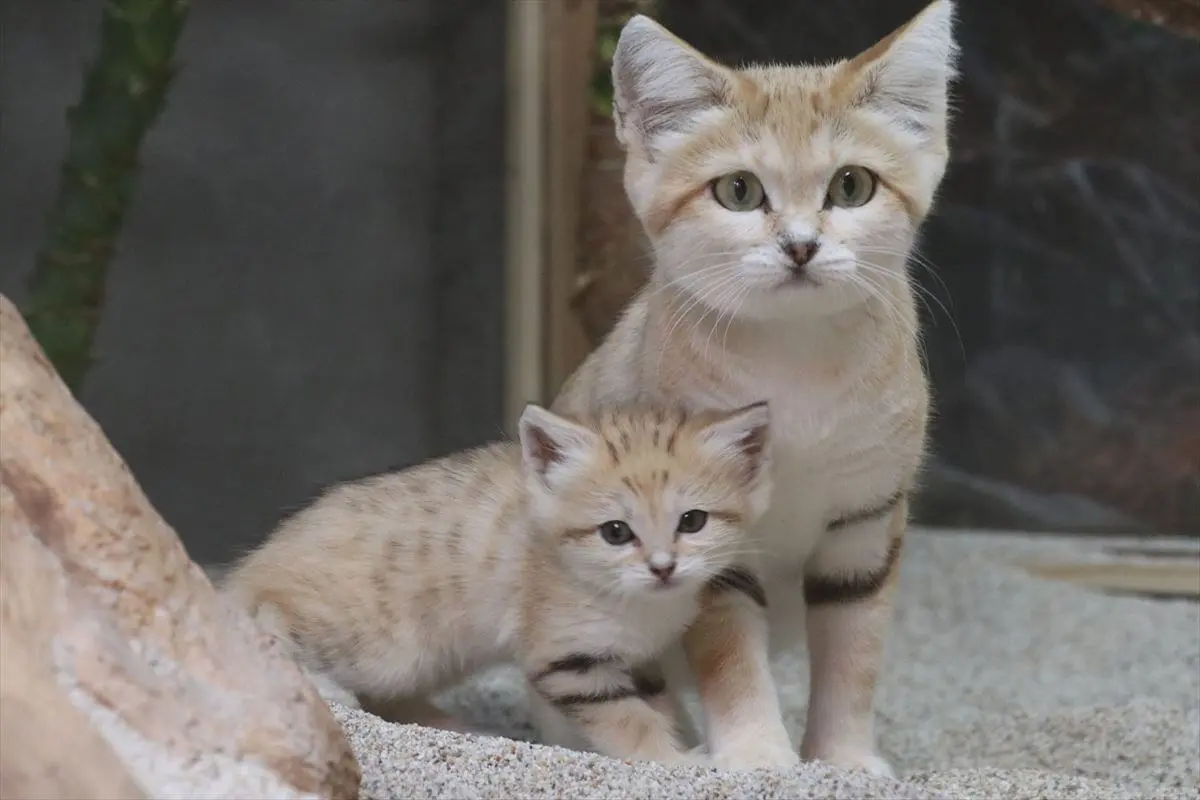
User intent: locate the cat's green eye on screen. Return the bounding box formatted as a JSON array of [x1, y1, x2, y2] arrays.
[[676, 510, 708, 534], [826, 165, 877, 208], [712, 171, 766, 212], [598, 520, 636, 546]]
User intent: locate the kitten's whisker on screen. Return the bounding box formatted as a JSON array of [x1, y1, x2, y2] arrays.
[[702, 541, 770, 564]]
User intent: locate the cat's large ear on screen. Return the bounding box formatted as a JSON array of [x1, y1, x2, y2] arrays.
[[698, 401, 771, 486], [843, 0, 958, 141], [518, 404, 600, 489], [611, 15, 730, 152]]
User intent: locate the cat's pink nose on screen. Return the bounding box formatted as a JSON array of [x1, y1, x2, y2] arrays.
[[649, 561, 676, 581], [784, 239, 819, 270]]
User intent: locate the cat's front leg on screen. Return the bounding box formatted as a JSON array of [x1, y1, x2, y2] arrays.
[[800, 495, 908, 778], [528, 658, 701, 754], [524, 654, 691, 765], [683, 568, 799, 770]]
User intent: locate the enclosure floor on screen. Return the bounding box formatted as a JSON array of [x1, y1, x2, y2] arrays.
[[332, 529, 1200, 799]]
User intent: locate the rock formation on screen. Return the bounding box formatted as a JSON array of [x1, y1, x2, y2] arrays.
[[0, 294, 360, 798]]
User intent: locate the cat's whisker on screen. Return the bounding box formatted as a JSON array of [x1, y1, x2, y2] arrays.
[[656, 271, 747, 380], [856, 244, 956, 314], [847, 260, 921, 331], [717, 282, 754, 358], [700, 276, 751, 362], [840, 266, 904, 332], [682, 287, 739, 366], [853, 257, 963, 360]]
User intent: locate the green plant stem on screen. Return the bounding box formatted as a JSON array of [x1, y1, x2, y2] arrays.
[[25, 0, 190, 390]]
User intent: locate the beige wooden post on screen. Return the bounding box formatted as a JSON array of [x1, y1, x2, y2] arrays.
[[542, 0, 600, 398]]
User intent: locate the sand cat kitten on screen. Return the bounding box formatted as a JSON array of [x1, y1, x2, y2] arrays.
[[542, 0, 956, 776], [223, 402, 773, 766]]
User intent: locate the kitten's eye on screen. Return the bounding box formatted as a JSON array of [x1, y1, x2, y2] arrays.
[[826, 166, 877, 208], [712, 171, 766, 212], [598, 520, 636, 546], [676, 510, 709, 534]]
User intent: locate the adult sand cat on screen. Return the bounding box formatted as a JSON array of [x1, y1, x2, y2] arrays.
[[223, 402, 773, 765], [543, 0, 957, 776]]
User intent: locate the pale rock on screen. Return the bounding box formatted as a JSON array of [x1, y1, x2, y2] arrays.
[[0, 294, 361, 799]]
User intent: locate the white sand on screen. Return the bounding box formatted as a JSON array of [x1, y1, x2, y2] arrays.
[[331, 530, 1200, 799]]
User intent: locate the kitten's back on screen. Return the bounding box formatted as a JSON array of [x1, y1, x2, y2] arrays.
[[222, 442, 525, 675]]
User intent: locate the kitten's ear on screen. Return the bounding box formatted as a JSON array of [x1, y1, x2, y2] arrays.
[[844, 0, 958, 140], [698, 401, 771, 484], [518, 404, 600, 487], [611, 15, 729, 152]]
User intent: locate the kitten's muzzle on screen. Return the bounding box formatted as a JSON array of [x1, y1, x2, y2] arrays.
[[648, 557, 677, 583]]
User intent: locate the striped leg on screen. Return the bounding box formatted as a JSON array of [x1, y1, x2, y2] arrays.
[[682, 566, 799, 770], [626, 656, 703, 749], [800, 495, 908, 777], [524, 653, 692, 765]]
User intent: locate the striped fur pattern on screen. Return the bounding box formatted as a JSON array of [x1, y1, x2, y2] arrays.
[[544, 0, 957, 776], [221, 402, 773, 766]]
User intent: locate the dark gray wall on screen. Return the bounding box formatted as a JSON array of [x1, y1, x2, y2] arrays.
[[0, 0, 507, 565]]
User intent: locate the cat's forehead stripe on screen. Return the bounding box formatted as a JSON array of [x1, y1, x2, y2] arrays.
[[664, 422, 680, 456], [593, 409, 689, 462]]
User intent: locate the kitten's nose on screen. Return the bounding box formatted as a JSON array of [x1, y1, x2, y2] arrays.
[[783, 239, 819, 271], [648, 556, 676, 581]]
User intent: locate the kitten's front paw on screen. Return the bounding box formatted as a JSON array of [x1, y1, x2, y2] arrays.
[[710, 739, 801, 771], [806, 748, 895, 778]]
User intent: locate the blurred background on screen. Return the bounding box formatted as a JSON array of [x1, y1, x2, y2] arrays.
[[1, 0, 1196, 569]]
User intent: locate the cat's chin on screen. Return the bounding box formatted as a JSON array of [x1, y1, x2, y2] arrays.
[[733, 283, 869, 322], [621, 576, 701, 599]]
